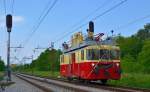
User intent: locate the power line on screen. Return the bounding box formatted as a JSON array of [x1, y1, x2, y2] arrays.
[[54, 0, 128, 43], [16, 0, 58, 61], [92, 0, 127, 21], [23, 0, 58, 47], [20, 0, 127, 61], [11, 0, 15, 14], [114, 14, 150, 31], [53, 0, 114, 40], [3, 0, 6, 15]]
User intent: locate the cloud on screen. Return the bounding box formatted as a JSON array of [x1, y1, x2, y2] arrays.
[[13, 16, 24, 23], [0, 15, 24, 28]]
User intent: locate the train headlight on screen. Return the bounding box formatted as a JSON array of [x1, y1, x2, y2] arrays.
[[116, 63, 120, 67], [91, 63, 95, 67]]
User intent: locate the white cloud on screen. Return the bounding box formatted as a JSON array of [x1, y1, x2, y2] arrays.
[[0, 15, 24, 28], [13, 16, 24, 23]]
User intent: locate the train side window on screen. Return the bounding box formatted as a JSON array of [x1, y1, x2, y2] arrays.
[[86, 49, 99, 60], [61, 55, 64, 63], [81, 50, 84, 60]]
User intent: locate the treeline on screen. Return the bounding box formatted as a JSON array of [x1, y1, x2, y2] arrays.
[[117, 23, 150, 73], [13, 49, 62, 72]]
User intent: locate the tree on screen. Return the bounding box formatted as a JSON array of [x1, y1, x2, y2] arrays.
[[138, 40, 150, 73], [30, 49, 62, 71], [117, 36, 143, 60], [0, 59, 5, 71], [136, 23, 150, 40]]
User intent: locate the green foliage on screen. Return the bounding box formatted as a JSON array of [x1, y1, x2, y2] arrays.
[[136, 23, 150, 40], [138, 40, 150, 73], [0, 59, 5, 71], [116, 23, 150, 75], [30, 49, 62, 71], [121, 56, 142, 73], [33, 49, 61, 71], [13, 49, 62, 72], [109, 73, 150, 89], [24, 71, 60, 78], [117, 36, 143, 59]]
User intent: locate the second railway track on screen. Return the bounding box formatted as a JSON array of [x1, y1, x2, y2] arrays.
[[15, 73, 150, 92]]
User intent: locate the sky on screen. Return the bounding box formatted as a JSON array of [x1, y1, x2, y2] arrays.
[[0, 0, 150, 64]]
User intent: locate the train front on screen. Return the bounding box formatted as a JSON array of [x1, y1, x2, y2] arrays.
[[80, 21, 121, 83], [84, 45, 121, 83]]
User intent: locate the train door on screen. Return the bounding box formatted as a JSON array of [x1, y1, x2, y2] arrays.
[[71, 53, 75, 75], [67, 55, 72, 77]]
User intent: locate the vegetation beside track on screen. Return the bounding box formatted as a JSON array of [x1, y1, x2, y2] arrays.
[[0, 72, 4, 81], [0, 59, 5, 81], [22, 71, 60, 78], [109, 73, 150, 89]]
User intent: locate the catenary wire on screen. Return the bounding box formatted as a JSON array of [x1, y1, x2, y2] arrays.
[[16, 0, 58, 63], [53, 0, 128, 44]]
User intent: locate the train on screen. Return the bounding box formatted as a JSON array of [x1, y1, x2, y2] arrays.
[[60, 21, 121, 84]]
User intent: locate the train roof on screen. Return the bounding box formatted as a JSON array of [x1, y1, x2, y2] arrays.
[[62, 36, 119, 54], [62, 21, 119, 54]]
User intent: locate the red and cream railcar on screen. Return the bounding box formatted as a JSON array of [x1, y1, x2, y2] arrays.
[[60, 21, 121, 84]]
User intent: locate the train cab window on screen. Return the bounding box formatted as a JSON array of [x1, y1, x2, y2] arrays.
[[81, 50, 84, 60], [99, 49, 110, 60], [86, 49, 99, 60], [86, 49, 120, 60], [100, 49, 120, 60], [110, 50, 120, 60]]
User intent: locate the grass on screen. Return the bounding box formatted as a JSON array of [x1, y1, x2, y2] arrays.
[[23, 71, 60, 78], [109, 73, 150, 89]]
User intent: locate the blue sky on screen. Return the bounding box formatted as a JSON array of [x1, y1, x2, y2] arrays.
[[0, 0, 150, 64]]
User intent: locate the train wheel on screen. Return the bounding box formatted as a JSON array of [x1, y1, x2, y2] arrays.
[[100, 79, 107, 84], [67, 77, 73, 81], [84, 80, 90, 84], [78, 77, 84, 82]]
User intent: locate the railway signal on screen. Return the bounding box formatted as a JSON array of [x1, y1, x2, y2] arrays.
[[6, 14, 13, 81]]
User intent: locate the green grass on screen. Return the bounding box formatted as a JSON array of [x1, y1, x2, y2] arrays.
[[109, 73, 150, 89], [23, 71, 60, 78]]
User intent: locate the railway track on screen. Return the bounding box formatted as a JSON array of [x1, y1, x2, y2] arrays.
[[15, 73, 150, 92]]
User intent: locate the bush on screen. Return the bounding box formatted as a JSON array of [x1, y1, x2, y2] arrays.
[[0, 60, 5, 71], [121, 55, 143, 73]]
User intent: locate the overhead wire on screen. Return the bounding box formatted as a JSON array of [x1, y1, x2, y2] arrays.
[[16, 0, 58, 62], [53, 0, 128, 43], [22, 0, 58, 48], [92, 0, 127, 21], [18, 0, 127, 62], [24, 0, 114, 61], [114, 14, 150, 31], [11, 0, 15, 14], [3, 0, 6, 15], [52, 0, 114, 41]]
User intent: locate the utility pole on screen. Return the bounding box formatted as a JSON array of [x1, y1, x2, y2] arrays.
[[6, 14, 12, 81], [6, 15, 12, 81]]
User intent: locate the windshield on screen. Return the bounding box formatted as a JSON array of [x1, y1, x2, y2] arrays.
[[86, 49, 120, 60]]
